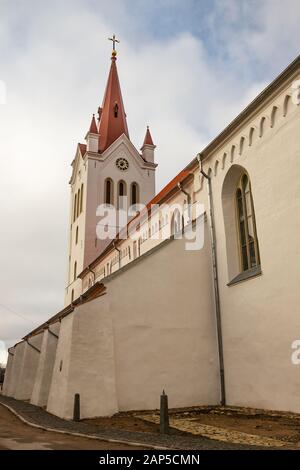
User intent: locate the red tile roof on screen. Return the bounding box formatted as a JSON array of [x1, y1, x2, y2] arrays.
[[79, 168, 191, 276], [146, 169, 190, 209]]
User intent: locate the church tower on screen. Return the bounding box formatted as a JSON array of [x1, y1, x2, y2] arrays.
[[65, 38, 157, 305]]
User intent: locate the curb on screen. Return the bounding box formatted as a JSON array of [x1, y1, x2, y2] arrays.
[[0, 401, 170, 450]]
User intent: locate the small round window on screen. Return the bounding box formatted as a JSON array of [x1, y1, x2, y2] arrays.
[[116, 158, 129, 171]]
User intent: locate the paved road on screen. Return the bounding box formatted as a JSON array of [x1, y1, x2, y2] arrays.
[[0, 405, 147, 450]]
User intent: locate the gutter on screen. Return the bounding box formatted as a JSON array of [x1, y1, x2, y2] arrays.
[[197, 153, 226, 406], [177, 182, 192, 223]]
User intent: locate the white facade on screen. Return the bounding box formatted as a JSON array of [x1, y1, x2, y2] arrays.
[[66, 134, 156, 306], [3, 55, 300, 419]]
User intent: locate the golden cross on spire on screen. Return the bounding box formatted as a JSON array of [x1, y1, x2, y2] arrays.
[[108, 34, 120, 53]]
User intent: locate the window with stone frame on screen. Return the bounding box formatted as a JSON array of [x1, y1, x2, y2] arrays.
[[235, 173, 260, 272]]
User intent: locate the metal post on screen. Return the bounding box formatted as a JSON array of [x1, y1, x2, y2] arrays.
[[73, 393, 80, 422], [160, 390, 169, 434]]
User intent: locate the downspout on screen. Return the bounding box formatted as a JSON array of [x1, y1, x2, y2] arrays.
[[26, 339, 41, 354], [113, 241, 121, 269], [197, 153, 226, 406], [47, 327, 59, 339], [177, 182, 192, 223]]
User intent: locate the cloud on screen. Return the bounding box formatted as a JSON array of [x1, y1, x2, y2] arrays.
[[0, 0, 299, 359]]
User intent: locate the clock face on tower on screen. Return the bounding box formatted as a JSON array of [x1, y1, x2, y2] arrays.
[[116, 157, 129, 171]]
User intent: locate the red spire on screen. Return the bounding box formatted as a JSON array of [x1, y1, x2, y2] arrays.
[[89, 114, 98, 134], [98, 53, 129, 152], [143, 126, 154, 146]]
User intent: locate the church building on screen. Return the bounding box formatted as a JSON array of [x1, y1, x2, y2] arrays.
[[3, 42, 300, 420]]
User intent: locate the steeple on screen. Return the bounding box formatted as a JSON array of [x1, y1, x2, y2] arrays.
[[98, 46, 129, 153], [141, 125, 156, 163], [143, 126, 154, 146], [85, 114, 99, 152], [89, 114, 98, 134]]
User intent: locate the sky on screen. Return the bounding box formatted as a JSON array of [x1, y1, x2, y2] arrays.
[[0, 0, 300, 364]]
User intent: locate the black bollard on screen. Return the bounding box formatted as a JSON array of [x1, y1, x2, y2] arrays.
[[73, 393, 80, 422], [160, 390, 169, 434]]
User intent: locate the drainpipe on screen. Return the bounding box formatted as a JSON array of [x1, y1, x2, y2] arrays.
[[26, 339, 41, 354], [47, 327, 59, 339], [197, 153, 226, 406], [113, 241, 121, 269], [177, 182, 192, 223]]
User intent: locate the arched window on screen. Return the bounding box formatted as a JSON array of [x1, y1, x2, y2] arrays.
[[133, 241, 137, 259], [171, 209, 182, 236], [236, 173, 260, 272], [73, 194, 77, 222], [222, 165, 261, 283], [131, 182, 139, 206], [117, 180, 127, 208], [75, 226, 79, 244], [77, 189, 80, 218], [80, 184, 84, 213], [105, 178, 113, 205], [119, 181, 125, 196], [73, 261, 77, 281]]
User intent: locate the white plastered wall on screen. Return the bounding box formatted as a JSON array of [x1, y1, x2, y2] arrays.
[[104, 232, 219, 412], [200, 79, 300, 412], [47, 297, 118, 419], [31, 322, 61, 407], [14, 333, 43, 400]]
